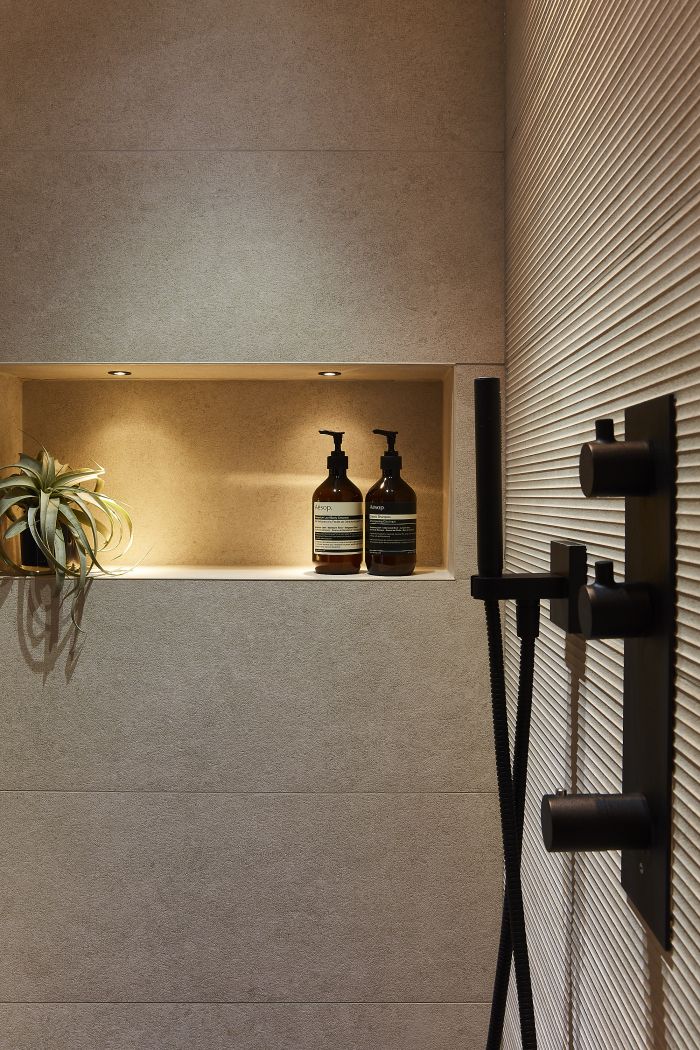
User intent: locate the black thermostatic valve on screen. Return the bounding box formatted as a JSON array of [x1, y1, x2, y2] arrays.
[[541, 792, 651, 853], [542, 394, 676, 950], [578, 560, 653, 639], [579, 418, 653, 497]]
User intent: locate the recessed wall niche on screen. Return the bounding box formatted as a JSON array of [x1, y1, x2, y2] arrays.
[[0, 364, 454, 579]]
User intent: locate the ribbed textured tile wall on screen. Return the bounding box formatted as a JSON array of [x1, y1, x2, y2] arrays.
[[504, 1, 700, 1047]]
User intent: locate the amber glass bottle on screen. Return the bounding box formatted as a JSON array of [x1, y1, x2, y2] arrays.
[[313, 430, 363, 574], [365, 429, 417, 576]]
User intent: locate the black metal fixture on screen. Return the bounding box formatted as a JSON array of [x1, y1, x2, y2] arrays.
[[577, 559, 653, 639], [107, 369, 132, 376], [471, 381, 677, 1047], [318, 370, 341, 377], [541, 792, 651, 852], [471, 378, 586, 608], [549, 540, 588, 634], [542, 393, 676, 950], [579, 417, 653, 496], [471, 378, 588, 1050]]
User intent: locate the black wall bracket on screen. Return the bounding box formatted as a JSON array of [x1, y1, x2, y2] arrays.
[[549, 539, 588, 634], [542, 394, 676, 950]]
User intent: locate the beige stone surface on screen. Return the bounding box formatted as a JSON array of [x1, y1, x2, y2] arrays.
[[0, 1004, 491, 1049], [22, 378, 444, 569], [0, 0, 504, 1035], [0, 0, 503, 152], [0, 578, 494, 792], [0, 372, 21, 469], [0, 790, 500, 1002], [0, 372, 23, 564], [0, 150, 504, 365]]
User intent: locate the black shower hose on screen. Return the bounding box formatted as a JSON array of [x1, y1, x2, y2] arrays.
[[483, 598, 538, 1049], [486, 613, 537, 1048]]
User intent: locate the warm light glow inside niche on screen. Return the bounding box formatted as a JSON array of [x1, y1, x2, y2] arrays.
[[17, 374, 447, 573]]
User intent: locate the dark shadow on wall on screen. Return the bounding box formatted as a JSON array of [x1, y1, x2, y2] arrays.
[[13, 576, 90, 683], [0, 577, 12, 612], [644, 927, 671, 1050], [564, 632, 587, 1050]]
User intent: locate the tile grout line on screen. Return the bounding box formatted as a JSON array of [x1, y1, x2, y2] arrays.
[[0, 788, 497, 796], [0, 147, 504, 155], [0, 1000, 492, 1006]]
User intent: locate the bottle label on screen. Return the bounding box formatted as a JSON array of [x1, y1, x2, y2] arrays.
[[367, 501, 417, 554], [314, 501, 363, 554]]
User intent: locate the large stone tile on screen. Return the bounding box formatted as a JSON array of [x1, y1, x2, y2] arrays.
[[0, 791, 501, 1002], [0, 579, 494, 793], [0, 150, 503, 364], [0, 1004, 491, 1049], [0, 0, 503, 151]]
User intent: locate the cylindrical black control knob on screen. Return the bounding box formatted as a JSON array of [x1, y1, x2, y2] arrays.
[[541, 791, 651, 852], [579, 418, 653, 497], [578, 560, 653, 639]]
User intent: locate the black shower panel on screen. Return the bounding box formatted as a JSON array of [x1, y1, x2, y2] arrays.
[[542, 393, 676, 951]]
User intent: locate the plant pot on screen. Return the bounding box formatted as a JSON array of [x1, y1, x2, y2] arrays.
[[20, 528, 51, 572]]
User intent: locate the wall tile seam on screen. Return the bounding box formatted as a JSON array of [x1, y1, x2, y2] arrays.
[[0, 1000, 495, 1006], [0, 148, 505, 156], [0, 789, 499, 796]]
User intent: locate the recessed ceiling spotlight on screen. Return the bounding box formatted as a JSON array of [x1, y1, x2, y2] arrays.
[[318, 370, 341, 377], [107, 370, 132, 376]]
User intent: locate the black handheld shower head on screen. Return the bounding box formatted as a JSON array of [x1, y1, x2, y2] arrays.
[[474, 377, 504, 577]]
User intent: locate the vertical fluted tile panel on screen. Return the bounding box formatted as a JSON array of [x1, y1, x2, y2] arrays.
[[505, 1, 700, 1047]]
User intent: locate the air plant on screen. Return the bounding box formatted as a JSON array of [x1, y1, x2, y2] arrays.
[[0, 448, 133, 625]]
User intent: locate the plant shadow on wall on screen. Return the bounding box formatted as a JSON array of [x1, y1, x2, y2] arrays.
[[2, 575, 91, 683], [0, 447, 133, 681], [563, 634, 670, 1050]]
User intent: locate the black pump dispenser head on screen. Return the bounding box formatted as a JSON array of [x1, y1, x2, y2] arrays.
[[319, 429, 348, 471], [373, 428, 402, 471]]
